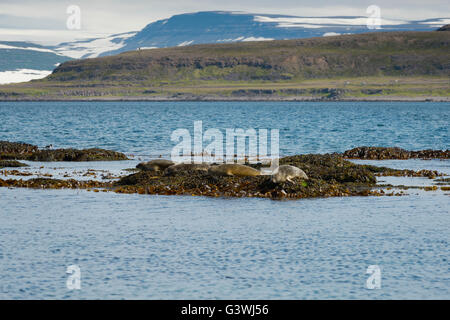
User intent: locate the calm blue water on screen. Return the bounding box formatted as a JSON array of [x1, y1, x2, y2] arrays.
[[0, 187, 449, 299], [0, 101, 449, 299], [0, 101, 448, 156]]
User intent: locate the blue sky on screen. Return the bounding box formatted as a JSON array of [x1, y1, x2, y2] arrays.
[[0, 0, 449, 43]]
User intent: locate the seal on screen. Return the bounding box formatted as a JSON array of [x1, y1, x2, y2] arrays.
[[165, 163, 210, 175], [136, 159, 175, 172], [271, 165, 308, 183], [208, 163, 260, 177]]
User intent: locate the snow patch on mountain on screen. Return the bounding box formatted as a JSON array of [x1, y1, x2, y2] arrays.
[[177, 40, 194, 47], [0, 44, 61, 55], [0, 69, 52, 84], [55, 32, 136, 59], [323, 32, 341, 37], [419, 18, 450, 25], [242, 36, 274, 42], [217, 36, 274, 43], [253, 16, 409, 27]]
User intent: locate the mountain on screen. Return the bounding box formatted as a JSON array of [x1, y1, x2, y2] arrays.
[[46, 31, 450, 81], [0, 11, 448, 84], [102, 11, 448, 56], [2, 30, 449, 101], [0, 33, 135, 84]]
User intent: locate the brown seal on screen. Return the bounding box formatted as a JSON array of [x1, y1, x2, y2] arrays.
[[208, 164, 260, 177], [136, 159, 175, 172]]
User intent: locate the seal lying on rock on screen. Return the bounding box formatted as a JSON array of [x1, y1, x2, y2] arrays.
[[271, 165, 308, 183], [136, 159, 174, 172], [165, 163, 210, 175], [208, 164, 261, 177]]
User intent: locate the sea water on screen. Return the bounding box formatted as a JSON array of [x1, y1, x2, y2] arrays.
[[0, 101, 449, 299]]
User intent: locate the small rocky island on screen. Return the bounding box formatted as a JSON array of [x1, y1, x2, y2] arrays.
[[113, 153, 444, 199], [0, 141, 448, 199]]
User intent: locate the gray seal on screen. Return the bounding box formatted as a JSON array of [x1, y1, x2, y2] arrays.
[[165, 163, 210, 175], [271, 165, 308, 183], [136, 159, 175, 172]]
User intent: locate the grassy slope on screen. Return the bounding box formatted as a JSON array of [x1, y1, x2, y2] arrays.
[[0, 31, 449, 100]]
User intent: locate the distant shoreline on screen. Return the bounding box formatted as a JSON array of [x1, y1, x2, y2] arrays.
[[1, 96, 449, 102]]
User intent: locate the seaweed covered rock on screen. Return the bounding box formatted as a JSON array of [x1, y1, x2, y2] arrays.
[[115, 168, 373, 199], [343, 146, 449, 160], [117, 171, 162, 186], [0, 141, 38, 160], [0, 141, 128, 161], [0, 160, 29, 168], [343, 147, 410, 160], [0, 177, 110, 189], [115, 153, 377, 199], [28, 148, 129, 161], [410, 149, 450, 159], [280, 154, 377, 184]]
